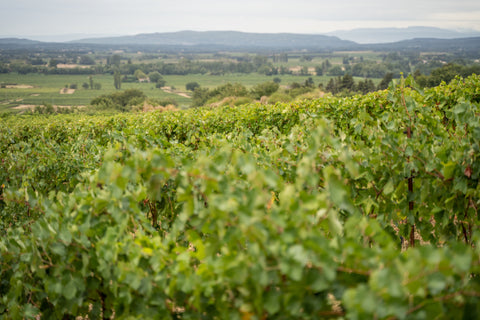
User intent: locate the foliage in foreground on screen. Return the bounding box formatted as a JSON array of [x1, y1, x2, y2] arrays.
[[1, 75, 480, 319]]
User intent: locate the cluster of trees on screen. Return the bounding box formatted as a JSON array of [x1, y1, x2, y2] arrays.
[[81, 76, 102, 90], [2, 50, 479, 85], [325, 73, 393, 95], [0, 53, 409, 79], [414, 63, 480, 87], [29, 104, 79, 115], [323, 62, 480, 96], [191, 79, 322, 107], [191, 82, 281, 107], [88, 89, 179, 112], [325, 75, 372, 95], [90, 89, 146, 111], [333, 53, 411, 78], [2, 63, 101, 75]]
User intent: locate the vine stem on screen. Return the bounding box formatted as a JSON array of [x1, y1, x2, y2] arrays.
[[400, 78, 415, 248], [407, 126, 415, 248]]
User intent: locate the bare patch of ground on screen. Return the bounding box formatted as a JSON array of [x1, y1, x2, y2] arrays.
[[161, 86, 191, 98], [56, 64, 90, 69], [4, 84, 34, 89], [13, 104, 86, 111], [60, 88, 75, 94], [12, 104, 36, 110], [289, 66, 302, 73], [288, 66, 316, 75]]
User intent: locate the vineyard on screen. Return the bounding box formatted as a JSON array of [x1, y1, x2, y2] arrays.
[[1, 75, 480, 319]]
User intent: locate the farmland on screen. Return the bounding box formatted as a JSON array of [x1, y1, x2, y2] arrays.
[[1, 75, 480, 318], [0, 74, 190, 110], [4, 45, 477, 111], [0, 72, 379, 111]]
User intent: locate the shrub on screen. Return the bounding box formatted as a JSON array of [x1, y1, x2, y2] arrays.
[[250, 81, 279, 99], [91, 89, 146, 112], [186, 81, 200, 91], [268, 92, 292, 104]]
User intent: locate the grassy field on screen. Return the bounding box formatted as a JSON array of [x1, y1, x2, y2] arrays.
[[0, 74, 191, 111], [163, 73, 334, 88]]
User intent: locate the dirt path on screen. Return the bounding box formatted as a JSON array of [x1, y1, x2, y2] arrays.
[[161, 86, 191, 98], [13, 104, 86, 111], [3, 84, 34, 89], [60, 88, 75, 94]]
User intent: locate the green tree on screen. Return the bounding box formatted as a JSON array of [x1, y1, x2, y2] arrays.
[[155, 79, 166, 88], [300, 66, 309, 76], [323, 59, 331, 71], [79, 55, 95, 65], [328, 65, 344, 76], [340, 74, 355, 91], [326, 78, 338, 94], [253, 55, 268, 68], [91, 89, 145, 111], [212, 83, 248, 98], [251, 82, 279, 99], [134, 69, 147, 81], [377, 72, 394, 90], [114, 70, 122, 90], [192, 87, 211, 107], [111, 54, 121, 67], [186, 82, 200, 91], [356, 78, 376, 94], [29, 58, 45, 65], [48, 59, 58, 68], [148, 71, 163, 83], [304, 77, 315, 87]]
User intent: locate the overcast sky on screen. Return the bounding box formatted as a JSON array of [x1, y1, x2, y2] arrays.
[[1, 0, 480, 39]]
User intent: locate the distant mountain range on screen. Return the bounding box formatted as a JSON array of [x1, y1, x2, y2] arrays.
[[327, 26, 480, 44], [1, 28, 480, 53], [0, 38, 41, 45], [3, 26, 479, 44], [71, 30, 356, 50]]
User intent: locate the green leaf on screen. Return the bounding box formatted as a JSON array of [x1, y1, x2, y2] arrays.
[[23, 304, 39, 319], [383, 179, 394, 195], [288, 245, 309, 265], [265, 291, 280, 314], [442, 161, 456, 180], [427, 273, 446, 295], [453, 102, 467, 114], [62, 278, 77, 300], [59, 227, 72, 245]]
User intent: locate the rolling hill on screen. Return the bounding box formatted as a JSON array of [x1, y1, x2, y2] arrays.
[[327, 26, 480, 44], [1, 29, 480, 53]]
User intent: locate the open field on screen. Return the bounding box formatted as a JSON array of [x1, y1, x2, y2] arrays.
[[0, 74, 191, 110], [162, 73, 344, 89]]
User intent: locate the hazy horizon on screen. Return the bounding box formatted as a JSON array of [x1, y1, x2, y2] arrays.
[[1, 0, 479, 41], [2, 27, 480, 44]]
